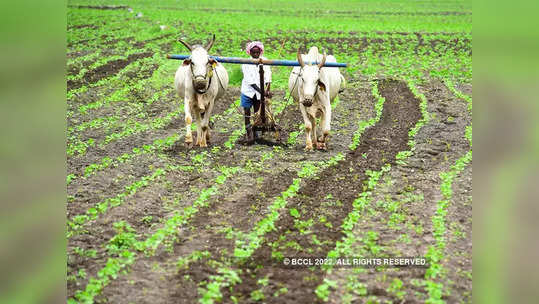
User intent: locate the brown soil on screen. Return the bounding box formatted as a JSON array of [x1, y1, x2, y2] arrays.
[[68, 24, 97, 30], [227, 79, 422, 303], [80, 79, 427, 304], [67, 52, 152, 91], [68, 80, 373, 303], [66, 11, 471, 302], [318, 79, 472, 303], [67, 76, 472, 303]]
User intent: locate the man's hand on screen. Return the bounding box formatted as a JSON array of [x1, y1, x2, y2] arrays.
[[251, 84, 262, 94]]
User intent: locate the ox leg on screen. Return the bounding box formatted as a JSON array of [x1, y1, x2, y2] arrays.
[[317, 106, 331, 150], [194, 110, 203, 147], [300, 105, 313, 151], [309, 114, 317, 151], [184, 98, 193, 148], [200, 101, 214, 147]]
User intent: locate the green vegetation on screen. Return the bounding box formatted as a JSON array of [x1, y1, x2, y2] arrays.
[[67, 167, 167, 237], [67, 0, 471, 303], [69, 166, 240, 303], [349, 81, 385, 150]]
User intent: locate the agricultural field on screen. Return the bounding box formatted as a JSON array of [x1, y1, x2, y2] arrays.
[[67, 0, 472, 303]]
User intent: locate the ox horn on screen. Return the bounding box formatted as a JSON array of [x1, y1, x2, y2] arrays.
[[178, 37, 192, 51], [318, 51, 327, 68], [205, 34, 216, 51], [297, 48, 305, 67]]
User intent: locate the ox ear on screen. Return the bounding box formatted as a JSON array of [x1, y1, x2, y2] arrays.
[[208, 57, 217, 65], [182, 59, 191, 66], [317, 79, 327, 92]]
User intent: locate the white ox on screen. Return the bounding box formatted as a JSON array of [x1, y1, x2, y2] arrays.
[[174, 34, 229, 147], [288, 47, 344, 150]]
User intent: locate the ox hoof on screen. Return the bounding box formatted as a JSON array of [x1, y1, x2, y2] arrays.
[[304, 145, 314, 151], [185, 141, 193, 148], [316, 142, 327, 151]]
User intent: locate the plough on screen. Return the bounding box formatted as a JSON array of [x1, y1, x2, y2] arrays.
[[167, 54, 347, 143]]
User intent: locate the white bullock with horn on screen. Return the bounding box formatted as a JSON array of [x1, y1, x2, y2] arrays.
[[174, 34, 229, 147], [288, 47, 345, 150]]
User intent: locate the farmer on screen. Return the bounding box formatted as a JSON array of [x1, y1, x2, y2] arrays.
[[240, 41, 272, 144]]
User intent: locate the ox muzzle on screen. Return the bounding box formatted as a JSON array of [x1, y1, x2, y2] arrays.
[[193, 76, 208, 91], [302, 96, 314, 107]]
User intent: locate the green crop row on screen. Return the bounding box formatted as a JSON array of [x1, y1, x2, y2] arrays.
[[423, 148, 472, 303], [101, 109, 180, 145], [67, 133, 180, 185], [298, 163, 389, 303], [68, 223, 137, 304], [67, 108, 180, 157], [351, 31, 471, 84], [445, 79, 472, 113], [67, 167, 168, 238], [67, 55, 154, 102], [69, 0, 471, 15], [67, 89, 246, 186], [68, 149, 214, 240], [198, 153, 344, 304], [67, 60, 175, 141], [68, 165, 240, 304], [422, 88, 472, 303], [67, 47, 155, 83], [67, 116, 119, 135], [142, 166, 240, 253], [68, 51, 102, 73], [349, 81, 385, 150], [233, 155, 344, 258], [174, 148, 284, 304], [67, 31, 173, 103], [395, 81, 431, 164], [71, 55, 173, 116], [317, 79, 431, 302]]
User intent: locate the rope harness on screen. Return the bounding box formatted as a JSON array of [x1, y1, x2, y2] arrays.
[[189, 59, 220, 94]]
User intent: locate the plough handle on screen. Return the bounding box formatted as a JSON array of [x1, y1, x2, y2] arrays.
[[259, 64, 266, 125]]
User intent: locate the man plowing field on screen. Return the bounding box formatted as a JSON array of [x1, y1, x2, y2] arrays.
[[239, 41, 273, 145]]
